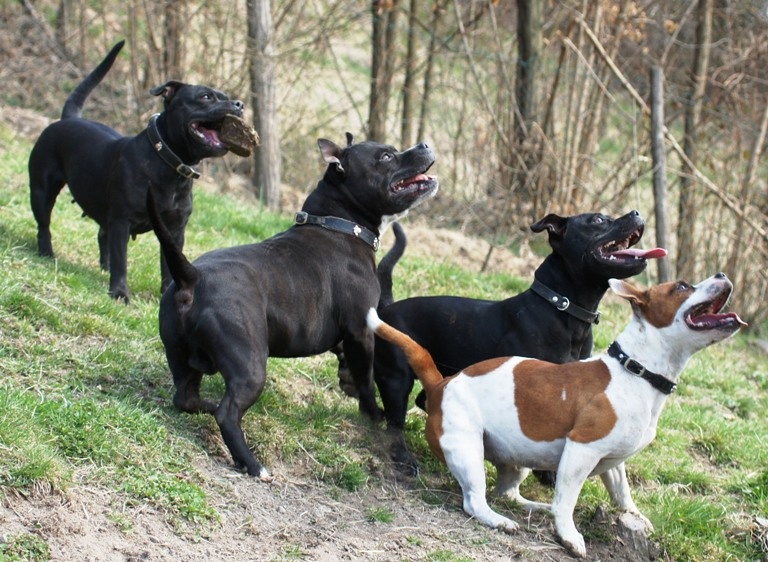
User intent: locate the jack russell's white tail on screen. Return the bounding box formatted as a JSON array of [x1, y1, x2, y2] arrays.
[[366, 308, 444, 393]]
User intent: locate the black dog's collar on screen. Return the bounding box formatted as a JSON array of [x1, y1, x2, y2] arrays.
[[294, 212, 380, 251], [607, 341, 677, 395], [531, 279, 601, 325], [147, 114, 201, 180]]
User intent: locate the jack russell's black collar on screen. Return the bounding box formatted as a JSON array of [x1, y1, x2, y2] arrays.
[[294, 211, 380, 251], [607, 341, 677, 395], [147, 114, 201, 180], [531, 279, 601, 325]]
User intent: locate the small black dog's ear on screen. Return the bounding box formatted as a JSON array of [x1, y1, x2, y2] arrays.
[[317, 138, 345, 174], [345, 132, 354, 146], [530, 213, 567, 239], [150, 81, 186, 105]]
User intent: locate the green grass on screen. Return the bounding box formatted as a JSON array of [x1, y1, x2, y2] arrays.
[[1, 122, 767, 561]]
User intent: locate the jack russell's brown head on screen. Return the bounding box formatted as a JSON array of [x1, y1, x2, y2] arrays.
[[609, 273, 746, 362]]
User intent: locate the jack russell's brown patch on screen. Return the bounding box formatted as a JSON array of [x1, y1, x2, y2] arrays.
[[514, 359, 617, 443]]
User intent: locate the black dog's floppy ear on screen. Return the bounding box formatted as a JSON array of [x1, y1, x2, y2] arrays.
[[150, 81, 187, 105], [317, 138, 345, 174], [530, 213, 567, 239], [345, 132, 354, 147]]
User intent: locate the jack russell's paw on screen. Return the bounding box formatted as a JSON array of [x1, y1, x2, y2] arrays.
[[559, 532, 587, 558]]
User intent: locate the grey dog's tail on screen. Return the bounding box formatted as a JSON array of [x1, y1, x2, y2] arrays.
[[146, 189, 199, 311], [61, 40, 125, 120], [377, 222, 406, 309]]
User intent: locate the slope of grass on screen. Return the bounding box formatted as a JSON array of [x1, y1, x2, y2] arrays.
[[1, 122, 766, 561]]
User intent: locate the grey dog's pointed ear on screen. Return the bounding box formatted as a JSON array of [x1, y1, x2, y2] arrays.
[[317, 138, 345, 174], [345, 132, 354, 147], [150, 81, 187, 106], [530, 213, 567, 238]]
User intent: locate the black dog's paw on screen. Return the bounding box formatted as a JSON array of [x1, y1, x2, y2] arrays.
[[391, 445, 420, 477], [533, 469, 557, 487]]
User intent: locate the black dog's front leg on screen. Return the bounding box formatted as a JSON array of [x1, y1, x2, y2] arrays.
[[98, 225, 109, 271], [342, 332, 383, 422], [107, 219, 131, 302]]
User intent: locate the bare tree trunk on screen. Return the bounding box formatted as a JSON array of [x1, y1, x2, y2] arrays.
[[247, 0, 281, 209], [417, 2, 444, 142], [400, 0, 418, 148], [369, 0, 399, 142], [677, 0, 712, 280], [163, 0, 184, 79], [650, 66, 671, 282]]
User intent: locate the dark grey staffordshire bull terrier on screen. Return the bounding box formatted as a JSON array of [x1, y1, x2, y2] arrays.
[[371, 210, 666, 474], [28, 40, 244, 302], [147, 133, 438, 479]]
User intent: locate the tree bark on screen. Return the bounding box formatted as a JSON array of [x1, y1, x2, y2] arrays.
[[163, 0, 184, 79], [247, 0, 281, 209], [400, 0, 418, 148], [677, 0, 712, 280], [369, 0, 398, 142], [650, 66, 671, 283]]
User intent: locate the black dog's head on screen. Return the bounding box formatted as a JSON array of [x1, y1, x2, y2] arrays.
[[310, 133, 439, 230], [150, 81, 245, 163], [531, 210, 666, 282]]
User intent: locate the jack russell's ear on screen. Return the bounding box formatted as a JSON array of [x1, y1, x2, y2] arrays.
[[609, 278, 648, 306]]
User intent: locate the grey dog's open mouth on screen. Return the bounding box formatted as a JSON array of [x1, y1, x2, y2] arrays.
[[191, 120, 226, 150], [391, 173, 438, 195], [685, 290, 746, 331], [595, 227, 667, 263]]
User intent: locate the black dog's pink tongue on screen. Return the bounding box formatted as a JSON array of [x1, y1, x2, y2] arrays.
[[611, 247, 668, 260]]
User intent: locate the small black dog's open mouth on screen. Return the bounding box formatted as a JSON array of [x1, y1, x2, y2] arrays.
[[595, 227, 667, 263], [391, 173, 438, 195], [191, 120, 227, 150], [684, 290, 746, 331]]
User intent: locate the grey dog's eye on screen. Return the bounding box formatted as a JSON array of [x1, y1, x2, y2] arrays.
[[380, 153, 393, 162]]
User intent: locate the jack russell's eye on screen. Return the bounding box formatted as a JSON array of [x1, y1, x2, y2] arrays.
[[675, 281, 692, 292]]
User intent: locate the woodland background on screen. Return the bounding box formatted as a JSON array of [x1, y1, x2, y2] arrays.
[[2, 0, 767, 327]]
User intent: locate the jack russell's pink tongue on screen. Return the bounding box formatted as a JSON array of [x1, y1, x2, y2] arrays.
[[611, 247, 667, 259]]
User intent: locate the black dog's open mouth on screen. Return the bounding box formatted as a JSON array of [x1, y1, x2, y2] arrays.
[[685, 290, 746, 331], [595, 227, 667, 263], [191, 120, 227, 150], [391, 173, 438, 197]]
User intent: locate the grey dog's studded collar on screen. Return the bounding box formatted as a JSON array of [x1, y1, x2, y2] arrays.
[[531, 279, 601, 325], [147, 114, 201, 180], [294, 212, 380, 251]]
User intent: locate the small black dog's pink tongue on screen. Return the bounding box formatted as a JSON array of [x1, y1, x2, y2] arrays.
[[611, 247, 667, 259]]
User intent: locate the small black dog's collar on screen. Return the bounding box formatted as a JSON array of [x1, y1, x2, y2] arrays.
[[147, 114, 201, 180], [607, 341, 677, 395], [531, 279, 601, 325], [294, 212, 380, 251]]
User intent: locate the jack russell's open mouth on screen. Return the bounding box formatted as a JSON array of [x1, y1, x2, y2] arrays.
[[685, 290, 746, 331]]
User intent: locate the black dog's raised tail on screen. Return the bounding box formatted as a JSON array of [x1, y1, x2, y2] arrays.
[[61, 40, 125, 120], [377, 222, 407, 309], [146, 189, 199, 309], [366, 308, 443, 394]]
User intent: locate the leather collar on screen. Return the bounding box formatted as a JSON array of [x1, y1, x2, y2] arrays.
[[531, 279, 601, 325], [294, 212, 380, 251], [607, 341, 677, 395], [146, 114, 200, 180]]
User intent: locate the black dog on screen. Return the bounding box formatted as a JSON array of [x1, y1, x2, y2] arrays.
[[28, 40, 244, 302], [147, 134, 438, 479], [372, 210, 666, 473]]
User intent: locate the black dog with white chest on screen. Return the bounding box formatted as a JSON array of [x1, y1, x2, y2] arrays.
[[28, 40, 244, 302], [147, 133, 438, 479], [373, 211, 666, 473]]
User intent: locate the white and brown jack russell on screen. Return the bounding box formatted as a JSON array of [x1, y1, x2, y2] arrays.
[[366, 272, 745, 558]]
